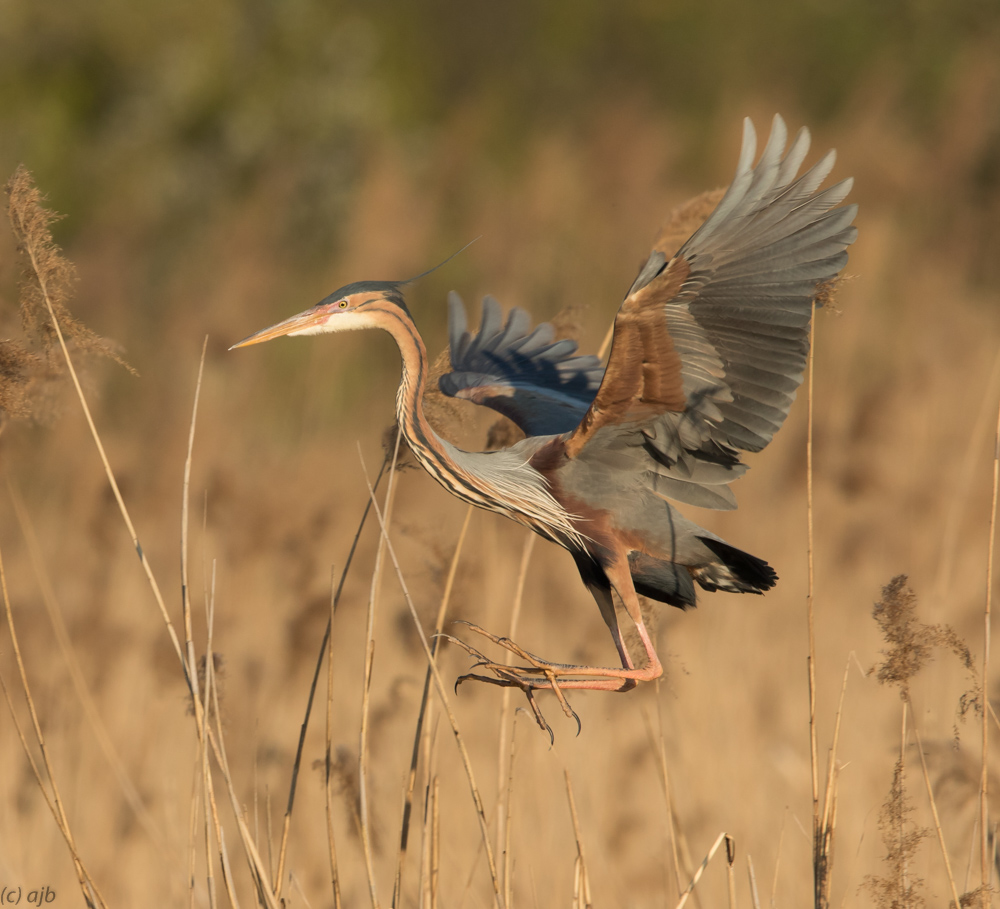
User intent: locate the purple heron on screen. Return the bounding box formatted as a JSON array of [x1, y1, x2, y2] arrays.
[[232, 115, 856, 723]]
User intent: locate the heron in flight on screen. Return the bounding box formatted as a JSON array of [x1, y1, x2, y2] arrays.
[[232, 115, 856, 726]]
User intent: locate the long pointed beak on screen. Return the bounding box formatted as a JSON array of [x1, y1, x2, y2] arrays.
[[229, 307, 329, 350]]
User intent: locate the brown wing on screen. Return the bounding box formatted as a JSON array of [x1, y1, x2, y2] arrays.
[[565, 258, 690, 458], [563, 115, 857, 509]]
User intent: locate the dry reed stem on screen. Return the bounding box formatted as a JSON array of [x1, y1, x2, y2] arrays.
[[908, 700, 961, 907], [771, 809, 787, 907], [207, 687, 274, 908], [359, 643, 380, 907], [820, 655, 851, 837], [182, 340, 209, 755], [0, 669, 104, 907], [199, 591, 219, 909], [746, 855, 761, 909], [204, 585, 242, 909], [0, 545, 107, 908], [419, 719, 441, 909], [252, 754, 261, 878], [503, 710, 520, 909], [806, 298, 823, 907], [642, 692, 685, 897], [838, 822, 868, 909], [981, 396, 1000, 907], [902, 702, 909, 893], [418, 715, 440, 909], [726, 836, 737, 909], [563, 767, 593, 909], [218, 829, 240, 909], [325, 567, 344, 909], [178, 340, 219, 908], [191, 566, 238, 909], [6, 479, 170, 857], [179, 344, 239, 908], [495, 533, 535, 862], [265, 789, 275, 884], [182, 339, 208, 719], [187, 578, 274, 909], [394, 503, 475, 907], [199, 748, 217, 909], [356, 431, 403, 909], [431, 775, 441, 909], [188, 781, 200, 909], [0, 671, 101, 908], [900, 702, 909, 898], [813, 652, 850, 907], [210, 572, 242, 909], [966, 817, 978, 894], [196, 730, 232, 909], [674, 832, 728, 909], [358, 449, 505, 909]]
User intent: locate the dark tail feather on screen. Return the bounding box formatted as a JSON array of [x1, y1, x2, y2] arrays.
[[694, 536, 778, 594]]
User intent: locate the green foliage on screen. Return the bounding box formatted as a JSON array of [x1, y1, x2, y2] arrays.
[[1, 0, 996, 238]]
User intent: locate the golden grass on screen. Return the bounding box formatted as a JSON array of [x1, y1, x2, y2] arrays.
[[2, 87, 1000, 908]]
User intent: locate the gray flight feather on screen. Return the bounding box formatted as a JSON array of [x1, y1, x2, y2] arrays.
[[438, 292, 604, 436], [583, 114, 856, 510]]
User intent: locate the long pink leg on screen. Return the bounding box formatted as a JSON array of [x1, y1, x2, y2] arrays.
[[457, 553, 663, 692]]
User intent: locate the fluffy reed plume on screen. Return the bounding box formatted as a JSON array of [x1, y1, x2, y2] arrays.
[[871, 575, 974, 700], [2, 166, 133, 410], [864, 756, 928, 909], [0, 339, 43, 424], [867, 575, 977, 908]]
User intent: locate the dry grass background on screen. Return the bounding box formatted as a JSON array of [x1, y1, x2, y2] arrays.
[[2, 32, 1000, 908]]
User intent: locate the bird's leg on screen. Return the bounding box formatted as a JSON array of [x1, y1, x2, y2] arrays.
[[450, 554, 662, 693], [588, 577, 636, 672]]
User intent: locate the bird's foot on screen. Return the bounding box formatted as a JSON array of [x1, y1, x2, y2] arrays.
[[441, 633, 580, 740], [441, 619, 661, 737], [451, 620, 651, 689]]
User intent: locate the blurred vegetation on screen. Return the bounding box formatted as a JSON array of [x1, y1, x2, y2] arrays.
[[2, 0, 998, 249], [0, 0, 996, 445], [0, 0, 998, 423]]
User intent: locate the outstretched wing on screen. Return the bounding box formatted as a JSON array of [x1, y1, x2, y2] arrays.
[[438, 292, 604, 437], [565, 114, 857, 509]]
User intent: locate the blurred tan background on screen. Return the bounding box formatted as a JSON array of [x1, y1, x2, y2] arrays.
[[2, 1, 1000, 906]]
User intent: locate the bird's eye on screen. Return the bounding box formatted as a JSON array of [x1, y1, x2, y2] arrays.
[[338, 300, 348, 308]]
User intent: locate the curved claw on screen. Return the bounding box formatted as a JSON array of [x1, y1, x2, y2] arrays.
[[453, 668, 562, 740], [523, 689, 555, 744], [541, 669, 582, 735]]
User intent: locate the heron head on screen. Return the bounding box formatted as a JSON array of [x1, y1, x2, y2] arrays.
[[229, 281, 409, 350]]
